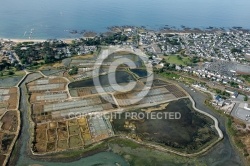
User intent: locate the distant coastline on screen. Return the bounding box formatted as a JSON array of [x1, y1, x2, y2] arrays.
[[1, 26, 250, 43], [0, 38, 76, 43], [1, 0, 250, 39]]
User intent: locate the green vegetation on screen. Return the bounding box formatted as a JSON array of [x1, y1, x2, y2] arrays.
[[191, 56, 201, 63], [215, 89, 230, 98], [227, 117, 237, 136], [0, 66, 25, 77], [0, 59, 23, 76], [53, 137, 207, 165], [78, 32, 128, 46], [229, 81, 239, 88], [8, 70, 14, 75], [68, 66, 78, 75], [204, 99, 224, 116], [155, 68, 195, 84], [226, 117, 249, 157], [12, 32, 128, 68], [108, 138, 206, 166], [109, 138, 140, 149], [241, 75, 250, 84], [231, 48, 242, 54], [0, 60, 11, 70], [47, 140, 108, 160], [244, 95, 248, 101], [165, 38, 180, 45], [163, 55, 191, 66], [156, 71, 180, 79], [13, 41, 68, 67]]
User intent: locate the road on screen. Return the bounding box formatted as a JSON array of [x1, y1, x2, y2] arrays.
[[176, 72, 250, 96]]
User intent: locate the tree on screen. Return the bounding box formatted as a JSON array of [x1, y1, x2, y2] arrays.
[[161, 58, 166, 63], [177, 55, 182, 60], [8, 71, 14, 75], [229, 81, 239, 88], [192, 56, 200, 63], [68, 66, 78, 75], [179, 49, 186, 56], [215, 89, 222, 94], [44, 55, 55, 64], [15, 64, 22, 71], [164, 62, 170, 68], [231, 48, 242, 54]]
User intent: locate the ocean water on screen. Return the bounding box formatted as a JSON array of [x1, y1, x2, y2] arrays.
[[0, 0, 250, 39]]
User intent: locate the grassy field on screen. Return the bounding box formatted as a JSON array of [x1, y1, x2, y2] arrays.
[[163, 55, 191, 66], [158, 72, 180, 80], [11, 70, 26, 76], [38, 62, 65, 70], [71, 54, 94, 59], [0, 68, 25, 77]]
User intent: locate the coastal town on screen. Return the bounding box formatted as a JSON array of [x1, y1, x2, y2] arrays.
[[1, 26, 250, 165]]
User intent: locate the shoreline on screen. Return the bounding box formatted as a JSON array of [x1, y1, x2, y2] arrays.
[[0, 38, 76, 43], [1, 25, 250, 44]]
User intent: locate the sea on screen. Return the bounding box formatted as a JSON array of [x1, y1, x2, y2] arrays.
[[0, 0, 250, 39]]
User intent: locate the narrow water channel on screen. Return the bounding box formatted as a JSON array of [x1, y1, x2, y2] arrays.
[[180, 84, 243, 166]]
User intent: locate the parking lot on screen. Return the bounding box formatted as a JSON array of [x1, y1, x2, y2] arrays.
[[232, 103, 250, 123], [235, 108, 250, 122]]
